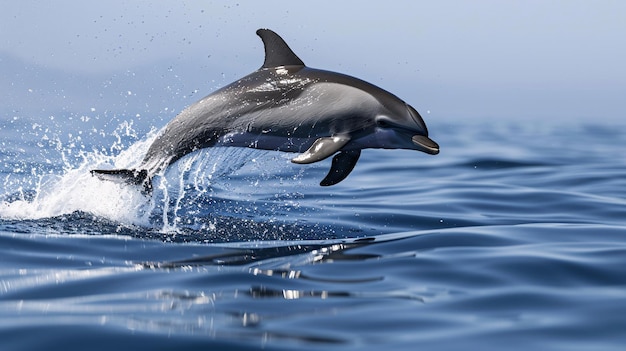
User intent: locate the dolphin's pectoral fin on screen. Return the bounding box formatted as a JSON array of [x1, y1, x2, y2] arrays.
[[320, 150, 361, 186], [90, 169, 153, 194], [291, 136, 351, 164]]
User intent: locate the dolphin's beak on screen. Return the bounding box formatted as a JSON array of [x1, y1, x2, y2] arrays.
[[411, 135, 439, 155], [405, 104, 439, 155]]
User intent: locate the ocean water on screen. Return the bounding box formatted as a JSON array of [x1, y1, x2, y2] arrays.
[[1, 115, 625, 350]]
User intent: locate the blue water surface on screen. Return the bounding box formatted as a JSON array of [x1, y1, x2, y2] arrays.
[[1, 114, 625, 350]]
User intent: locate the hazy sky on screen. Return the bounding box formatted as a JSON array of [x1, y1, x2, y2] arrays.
[[2, 1, 625, 123]]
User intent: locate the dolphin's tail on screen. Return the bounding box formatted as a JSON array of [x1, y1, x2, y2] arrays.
[[90, 169, 152, 194]]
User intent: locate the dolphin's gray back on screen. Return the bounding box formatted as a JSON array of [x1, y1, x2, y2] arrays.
[[140, 66, 391, 175], [140, 67, 312, 173], [139, 27, 420, 177]]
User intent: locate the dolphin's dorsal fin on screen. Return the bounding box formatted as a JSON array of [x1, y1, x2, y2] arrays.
[[256, 29, 305, 68]]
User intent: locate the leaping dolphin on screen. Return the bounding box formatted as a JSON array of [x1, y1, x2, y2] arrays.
[[91, 29, 439, 192]]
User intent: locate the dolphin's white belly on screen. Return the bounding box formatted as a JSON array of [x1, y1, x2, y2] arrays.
[[218, 131, 317, 153], [217, 128, 412, 154]]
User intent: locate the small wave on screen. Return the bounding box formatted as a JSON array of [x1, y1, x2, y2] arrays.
[[456, 158, 556, 170]]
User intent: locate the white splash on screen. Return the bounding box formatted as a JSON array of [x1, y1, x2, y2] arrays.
[[0, 123, 158, 225], [0, 119, 304, 234]]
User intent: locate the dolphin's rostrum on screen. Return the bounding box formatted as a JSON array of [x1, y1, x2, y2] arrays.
[[91, 29, 439, 192]]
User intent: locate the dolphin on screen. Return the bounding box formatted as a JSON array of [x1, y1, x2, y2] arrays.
[[91, 29, 439, 192]]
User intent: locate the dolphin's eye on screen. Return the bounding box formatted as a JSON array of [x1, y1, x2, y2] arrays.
[[376, 118, 391, 128]]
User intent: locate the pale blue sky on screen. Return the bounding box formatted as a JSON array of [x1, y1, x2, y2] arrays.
[[1, 1, 625, 123]]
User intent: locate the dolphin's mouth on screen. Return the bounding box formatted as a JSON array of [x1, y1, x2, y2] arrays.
[[411, 135, 440, 155]]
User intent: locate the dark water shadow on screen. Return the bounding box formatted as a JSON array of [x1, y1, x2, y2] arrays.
[[142, 232, 410, 269]]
